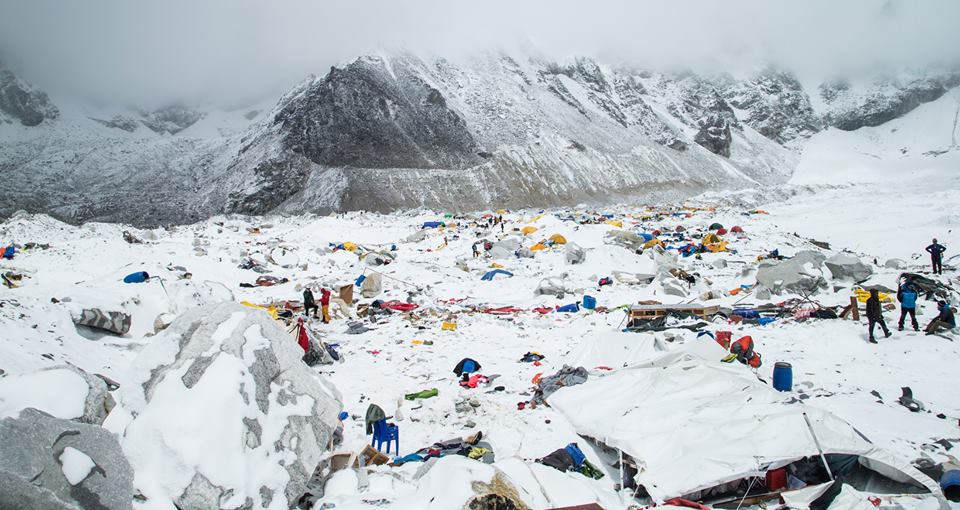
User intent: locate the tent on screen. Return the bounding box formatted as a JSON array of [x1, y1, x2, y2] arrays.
[[549, 342, 944, 504], [530, 243, 548, 251], [481, 269, 514, 281], [422, 221, 445, 229], [342, 242, 358, 252], [716, 227, 728, 235], [548, 234, 567, 245], [702, 232, 721, 245], [642, 238, 663, 250], [730, 226, 744, 233], [605, 220, 623, 228], [521, 226, 539, 235], [708, 222, 724, 230], [562, 331, 668, 370]]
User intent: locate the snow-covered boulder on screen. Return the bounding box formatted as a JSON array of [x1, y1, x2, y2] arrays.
[[0, 365, 114, 425], [825, 253, 874, 282], [268, 247, 300, 268], [565, 242, 586, 265], [120, 303, 343, 509], [884, 258, 907, 269], [755, 250, 828, 294], [0, 408, 134, 510]]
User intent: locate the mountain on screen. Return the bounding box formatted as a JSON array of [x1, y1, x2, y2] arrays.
[[0, 54, 956, 226]]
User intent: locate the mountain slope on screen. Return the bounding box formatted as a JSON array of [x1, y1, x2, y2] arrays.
[[0, 54, 955, 226]]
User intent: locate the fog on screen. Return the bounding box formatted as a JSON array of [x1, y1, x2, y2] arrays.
[[1, 0, 958, 107]]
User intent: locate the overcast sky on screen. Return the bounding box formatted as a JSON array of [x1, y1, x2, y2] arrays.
[[1, 0, 958, 108]]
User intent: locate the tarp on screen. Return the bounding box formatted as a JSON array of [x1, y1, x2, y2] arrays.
[[562, 331, 668, 370], [481, 269, 514, 281], [549, 342, 938, 502]]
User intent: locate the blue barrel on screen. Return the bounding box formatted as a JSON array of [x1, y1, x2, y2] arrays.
[[942, 470, 960, 502], [583, 295, 597, 310], [772, 362, 792, 392]]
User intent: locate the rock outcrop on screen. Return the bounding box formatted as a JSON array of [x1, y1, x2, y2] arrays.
[[0, 68, 59, 126], [0, 408, 134, 510], [120, 302, 343, 509]]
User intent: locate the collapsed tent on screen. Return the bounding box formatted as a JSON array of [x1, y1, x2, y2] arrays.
[[481, 269, 513, 281], [549, 342, 944, 504], [74, 308, 132, 335], [562, 331, 667, 370]]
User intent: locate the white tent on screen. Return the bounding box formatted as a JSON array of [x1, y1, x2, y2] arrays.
[[549, 341, 945, 505], [562, 330, 667, 371]]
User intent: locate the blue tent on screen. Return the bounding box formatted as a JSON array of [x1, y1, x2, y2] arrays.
[[422, 221, 445, 229], [638, 233, 655, 242], [556, 302, 580, 313], [2, 245, 13, 260], [481, 269, 513, 281]]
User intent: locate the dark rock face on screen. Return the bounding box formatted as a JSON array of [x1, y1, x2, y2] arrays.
[[89, 115, 140, 132], [694, 114, 733, 157], [724, 69, 822, 143], [273, 56, 481, 170], [823, 74, 960, 131], [139, 104, 204, 134], [0, 408, 134, 510], [0, 69, 59, 126]]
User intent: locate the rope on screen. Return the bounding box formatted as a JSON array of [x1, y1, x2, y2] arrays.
[[734, 476, 759, 510]]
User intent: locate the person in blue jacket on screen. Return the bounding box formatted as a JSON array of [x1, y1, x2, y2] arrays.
[[926, 238, 946, 275], [925, 301, 956, 335], [896, 282, 920, 331]]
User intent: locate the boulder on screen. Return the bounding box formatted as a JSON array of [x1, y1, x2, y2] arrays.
[[0, 408, 134, 510], [62, 365, 115, 425], [712, 259, 728, 269], [825, 253, 873, 282], [120, 303, 343, 509], [755, 250, 828, 294], [565, 243, 586, 265], [662, 277, 688, 297], [605, 230, 644, 251], [884, 258, 907, 269], [361, 272, 383, 298], [0, 366, 113, 424]]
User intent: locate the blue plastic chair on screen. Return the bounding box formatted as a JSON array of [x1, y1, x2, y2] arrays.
[[371, 419, 399, 455]]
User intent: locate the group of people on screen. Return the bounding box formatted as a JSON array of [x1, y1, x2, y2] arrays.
[[303, 286, 331, 323], [865, 239, 953, 343]]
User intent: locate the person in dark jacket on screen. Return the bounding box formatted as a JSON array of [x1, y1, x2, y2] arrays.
[[926, 239, 946, 275], [925, 301, 956, 335], [865, 288, 891, 343], [896, 282, 919, 331], [303, 288, 318, 317]]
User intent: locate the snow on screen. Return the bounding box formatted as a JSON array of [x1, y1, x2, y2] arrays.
[[60, 446, 97, 485], [0, 81, 958, 508], [0, 368, 88, 419]]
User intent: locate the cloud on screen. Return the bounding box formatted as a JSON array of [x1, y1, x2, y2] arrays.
[[1, 0, 958, 107]]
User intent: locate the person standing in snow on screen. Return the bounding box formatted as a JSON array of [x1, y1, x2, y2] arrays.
[[320, 287, 332, 324], [926, 238, 946, 275], [472, 242, 480, 258], [925, 301, 956, 335], [303, 287, 318, 318], [865, 288, 891, 343], [896, 282, 920, 331]]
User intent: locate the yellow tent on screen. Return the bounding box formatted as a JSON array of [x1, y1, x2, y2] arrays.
[[548, 234, 567, 245], [240, 301, 279, 320], [496, 209, 508, 214], [490, 262, 505, 268], [521, 226, 539, 235], [706, 241, 728, 253], [702, 233, 721, 245], [342, 242, 358, 252], [530, 243, 548, 251], [605, 220, 623, 228], [643, 238, 663, 249], [855, 288, 891, 303]]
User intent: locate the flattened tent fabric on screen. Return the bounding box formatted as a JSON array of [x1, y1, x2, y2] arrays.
[[562, 331, 667, 370], [548, 342, 941, 503], [481, 269, 514, 281], [702, 233, 721, 245], [642, 238, 663, 250], [605, 220, 623, 228]]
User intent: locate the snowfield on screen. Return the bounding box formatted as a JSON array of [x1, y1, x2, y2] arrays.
[[0, 78, 959, 510]]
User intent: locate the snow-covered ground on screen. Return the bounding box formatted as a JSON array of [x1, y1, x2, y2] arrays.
[[1, 86, 958, 509]]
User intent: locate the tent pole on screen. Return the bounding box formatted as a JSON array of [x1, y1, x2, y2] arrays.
[[618, 449, 624, 492], [802, 410, 835, 481]]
